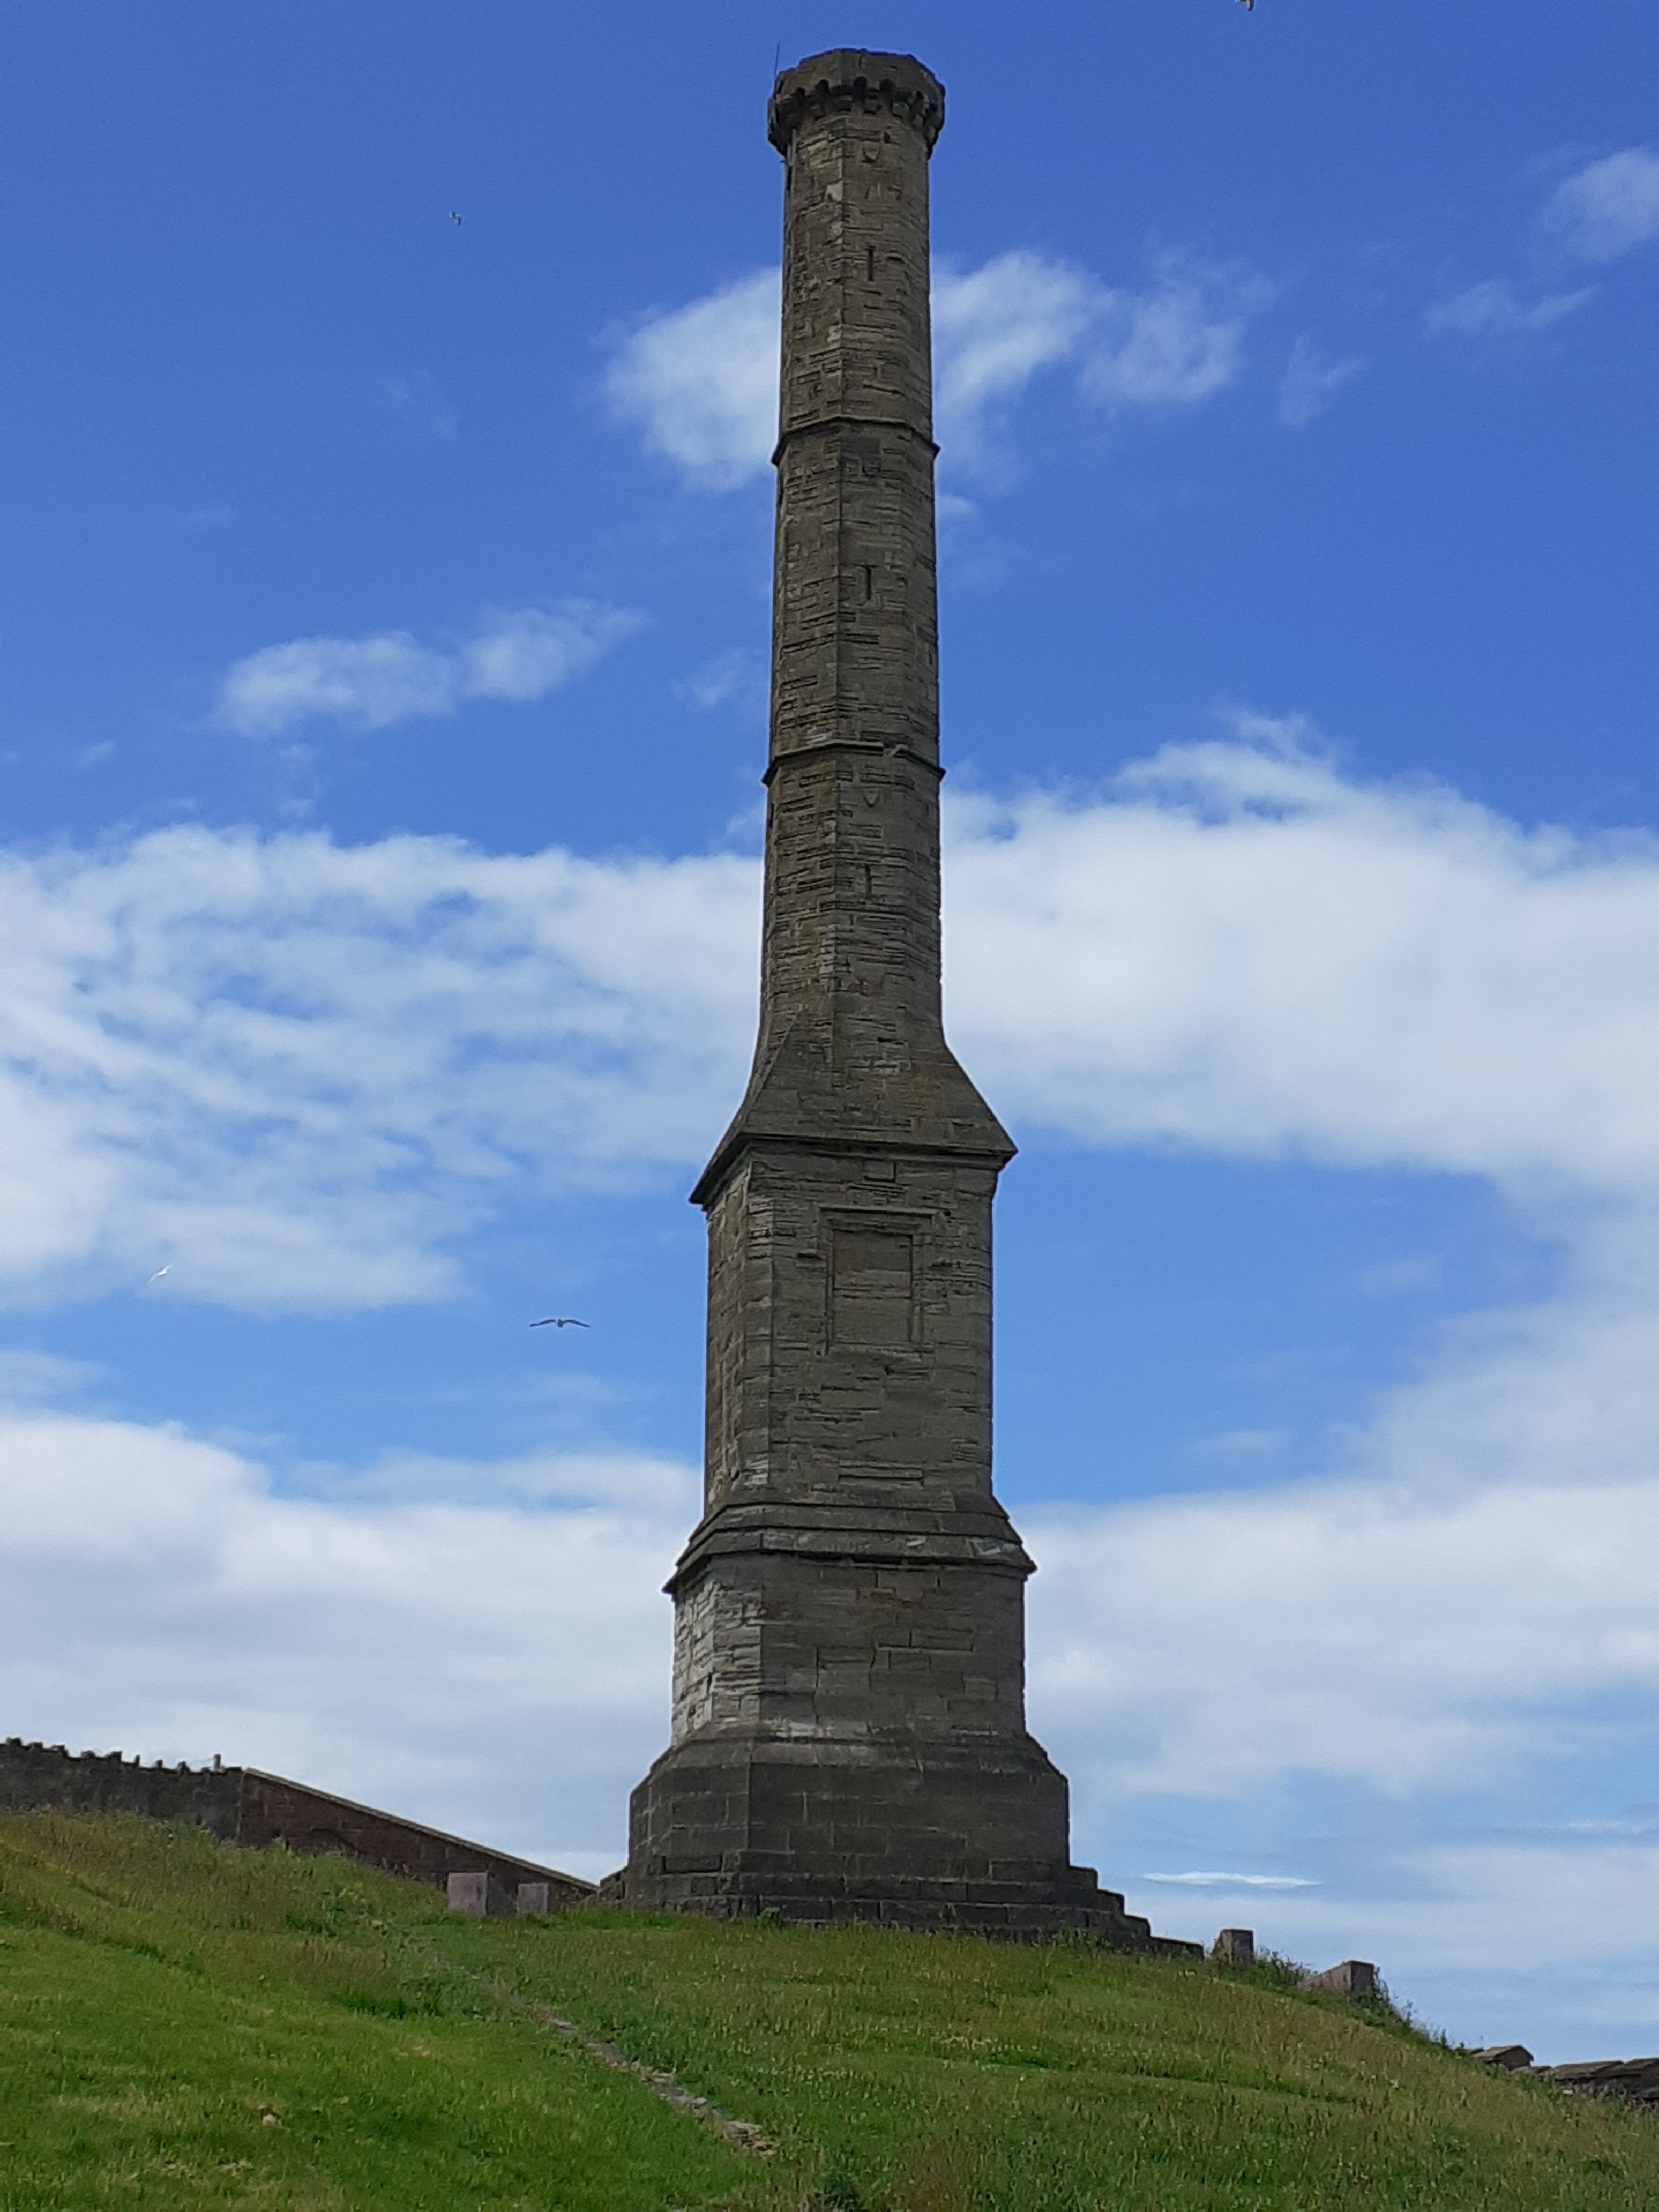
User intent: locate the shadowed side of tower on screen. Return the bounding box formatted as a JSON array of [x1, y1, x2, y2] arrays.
[[611, 51, 1180, 1946]]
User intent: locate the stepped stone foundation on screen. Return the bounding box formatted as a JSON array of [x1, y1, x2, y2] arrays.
[[604, 51, 1194, 1954]]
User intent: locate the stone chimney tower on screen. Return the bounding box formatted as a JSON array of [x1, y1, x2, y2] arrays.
[[615, 50, 1168, 1944]]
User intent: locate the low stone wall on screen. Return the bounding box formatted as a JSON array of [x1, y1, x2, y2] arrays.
[[0, 1738, 241, 1835], [236, 1767, 593, 1904], [1208, 1929, 1378, 1999], [1471, 2045, 1659, 2108], [0, 1737, 594, 1908]]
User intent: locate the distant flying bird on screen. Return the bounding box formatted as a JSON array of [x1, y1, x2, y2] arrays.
[[450, 210, 462, 224], [148, 1267, 169, 1282], [1238, 0, 1253, 9], [531, 1316, 589, 1329]]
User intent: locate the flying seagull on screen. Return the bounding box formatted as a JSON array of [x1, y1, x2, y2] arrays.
[[531, 1316, 589, 1329], [450, 210, 462, 224], [147, 1266, 169, 1283]]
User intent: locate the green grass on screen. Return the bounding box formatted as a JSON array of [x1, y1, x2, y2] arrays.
[[3, 1812, 1657, 2209]]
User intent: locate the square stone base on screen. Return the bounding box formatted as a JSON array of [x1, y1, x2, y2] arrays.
[[604, 1730, 1193, 1951]]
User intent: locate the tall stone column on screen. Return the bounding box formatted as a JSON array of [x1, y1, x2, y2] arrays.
[[615, 50, 1166, 1943]]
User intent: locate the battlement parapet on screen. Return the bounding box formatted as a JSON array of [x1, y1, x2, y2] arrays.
[[1, 1736, 241, 1836], [0, 1737, 593, 1908], [768, 49, 944, 155]]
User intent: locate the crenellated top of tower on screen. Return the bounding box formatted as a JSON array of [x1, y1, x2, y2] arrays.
[[767, 50, 945, 157]]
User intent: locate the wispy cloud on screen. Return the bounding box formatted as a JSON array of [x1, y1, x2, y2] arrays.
[[1428, 144, 1659, 343], [382, 369, 457, 437], [1143, 1872, 1316, 1888], [1078, 252, 1267, 413], [215, 601, 642, 737], [1426, 276, 1593, 340], [1538, 145, 1659, 265], [1277, 335, 1365, 427], [676, 646, 767, 724], [930, 249, 1101, 467], [608, 248, 1266, 491]]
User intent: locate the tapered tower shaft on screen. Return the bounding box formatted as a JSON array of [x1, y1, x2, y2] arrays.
[[760, 51, 946, 1060], [697, 53, 1004, 1193], [614, 51, 1165, 1946]]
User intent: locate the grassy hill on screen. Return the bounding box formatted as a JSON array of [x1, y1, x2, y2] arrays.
[[2, 1810, 1655, 2210]]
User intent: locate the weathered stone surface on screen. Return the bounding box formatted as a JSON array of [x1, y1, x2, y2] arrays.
[[1304, 1960, 1378, 1998], [447, 1870, 517, 1918], [1465, 2045, 1659, 2104], [1212, 1928, 1256, 1966], [614, 51, 1193, 1954], [0, 1738, 592, 1907], [0, 1736, 241, 1836], [1540, 2057, 1659, 2104]]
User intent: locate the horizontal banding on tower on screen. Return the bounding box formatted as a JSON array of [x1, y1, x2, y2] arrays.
[[612, 47, 1195, 1957]]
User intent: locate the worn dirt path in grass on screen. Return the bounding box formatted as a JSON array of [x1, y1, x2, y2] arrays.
[[403, 1929, 775, 2158]]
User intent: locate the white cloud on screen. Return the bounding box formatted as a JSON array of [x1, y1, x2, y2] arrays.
[[1540, 145, 1659, 265], [608, 248, 1261, 490], [944, 724, 1659, 1198], [604, 269, 782, 490], [1426, 276, 1594, 339], [1277, 335, 1365, 427], [1015, 1218, 1659, 2047], [676, 646, 768, 725], [931, 250, 1102, 466], [0, 824, 757, 1310], [9, 727, 1659, 1311], [215, 601, 641, 738], [1030, 1455, 1659, 1806], [1143, 1872, 1315, 1888], [0, 1403, 686, 1875], [1425, 145, 1659, 350], [1079, 255, 1264, 412], [0, 1350, 97, 1403]]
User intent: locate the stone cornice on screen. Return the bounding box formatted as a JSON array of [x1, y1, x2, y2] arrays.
[[768, 49, 945, 156]]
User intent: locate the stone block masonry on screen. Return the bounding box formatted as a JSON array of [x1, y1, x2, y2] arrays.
[[1213, 1931, 1386, 1999], [1303, 1959, 1378, 1999], [0, 1738, 593, 1907], [1469, 2046, 1659, 2109], [0, 1736, 242, 1835], [446, 1870, 519, 1918], [607, 50, 1195, 1954]]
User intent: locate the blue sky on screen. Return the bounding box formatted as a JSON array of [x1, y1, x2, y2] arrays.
[[3, 0, 1658, 2059]]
